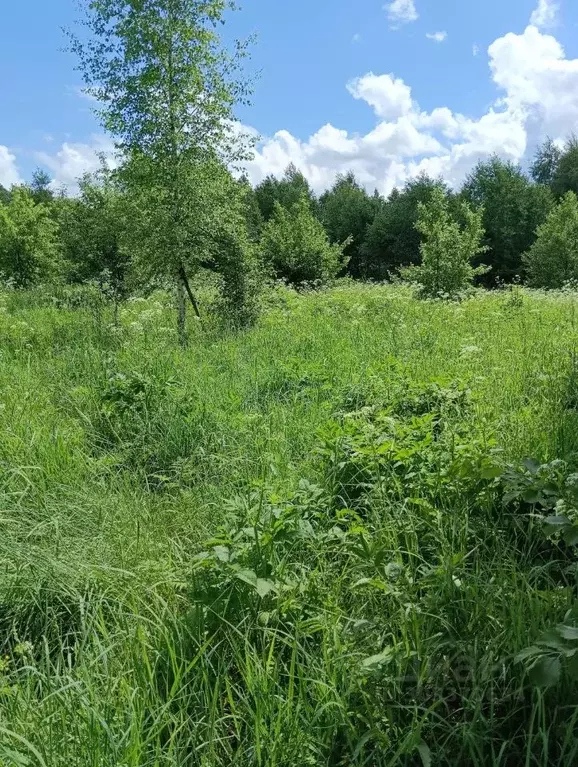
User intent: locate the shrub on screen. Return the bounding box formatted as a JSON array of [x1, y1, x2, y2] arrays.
[[321, 377, 502, 515], [0, 186, 61, 287], [552, 135, 578, 199], [210, 223, 262, 329], [402, 187, 487, 298], [361, 174, 444, 280], [523, 192, 578, 289], [260, 197, 349, 286]]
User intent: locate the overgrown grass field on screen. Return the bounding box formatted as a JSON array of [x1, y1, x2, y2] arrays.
[[1, 283, 578, 766]]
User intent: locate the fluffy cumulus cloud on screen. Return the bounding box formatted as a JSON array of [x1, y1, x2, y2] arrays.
[[244, 10, 578, 196], [384, 0, 418, 29], [35, 135, 117, 192], [489, 25, 578, 140], [6, 0, 577, 198], [0, 145, 22, 188], [347, 73, 413, 121], [530, 0, 559, 29]]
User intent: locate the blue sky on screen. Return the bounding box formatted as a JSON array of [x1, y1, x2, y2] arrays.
[[1, 0, 577, 193]]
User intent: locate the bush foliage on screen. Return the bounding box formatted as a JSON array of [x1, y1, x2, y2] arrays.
[[260, 196, 349, 285], [401, 186, 487, 298], [524, 191, 578, 289]]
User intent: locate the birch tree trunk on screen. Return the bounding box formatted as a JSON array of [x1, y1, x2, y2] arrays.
[[176, 273, 187, 347]]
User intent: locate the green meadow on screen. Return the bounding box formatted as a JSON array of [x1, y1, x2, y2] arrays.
[[1, 282, 578, 765]]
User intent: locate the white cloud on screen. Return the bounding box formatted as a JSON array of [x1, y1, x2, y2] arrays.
[[347, 73, 413, 120], [489, 25, 578, 139], [243, 22, 578, 197], [31, 9, 578, 202], [413, 107, 461, 139], [384, 0, 418, 28], [352, 33, 361, 44], [35, 135, 117, 192], [473, 44, 480, 56], [426, 31, 448, 43], [530, 0, 559, 29], [0, 146, 22, 189]]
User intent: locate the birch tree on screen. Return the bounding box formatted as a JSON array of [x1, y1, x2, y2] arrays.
[[71, 0, 254, 343]]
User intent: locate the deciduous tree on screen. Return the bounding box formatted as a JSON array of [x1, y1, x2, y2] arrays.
[[319, 172, 381, 278], [0, 186, 61, 287], [57, 171, 130, 307], [260, 196, 348, 286], [552, 136, 578, 200], [524, 192, 578, 289], [361, 175, 444, 280], [255, 164, 317, 222], [71, 0, 255, 344], [402, 186, 487, 298], [461, 157, 553, 284], [531, 138, 562, 187]]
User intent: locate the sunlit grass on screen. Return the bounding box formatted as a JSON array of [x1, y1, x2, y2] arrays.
[[1, 282, 577, 765]]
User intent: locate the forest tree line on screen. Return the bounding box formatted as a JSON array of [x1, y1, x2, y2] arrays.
[[2, 136, 578, 302], [2, 0, 578, 342]]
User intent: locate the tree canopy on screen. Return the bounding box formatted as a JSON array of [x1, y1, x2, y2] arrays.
[[524, 192, 578, 289], [261, 196, 348, 286], [461, 157, 554, 284], [531, 138, 562, 187], [552, 136, 578, 199], [319, 172, 381, 278], [255, 164, 317, 222], [0, 186, 61, 287], [361, 175, 446, 280]]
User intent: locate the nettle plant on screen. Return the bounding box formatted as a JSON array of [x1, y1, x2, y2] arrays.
[[502, 458, 578, 547], [320, 377, 503, 515], [189, 480, 334, 633]]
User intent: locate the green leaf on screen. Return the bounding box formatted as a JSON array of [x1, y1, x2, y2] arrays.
[[351, 619, 373, 633], [516, 645, 542, 662], [351, 730, 373, 760], [556, 625, 578, 641], [541, 482, 559, 496], [523, 458, 542, 474], [362, 648, 394, 671], [213, 545, 230, 562], [352, 578, 373, 589], [235, 569, 258, 588], [544, 515, 571, 536], [235, 569, 275, 598], [544, 515, 571, 528], [538, 630, 572, 653], [417, 741, 432, 767], [563, 526, 578, 546], [567, 653, 578, 681], [522, 489, 542, 504], [255, 579, 276, 598], [529, 655, 561, 687], [480, 464, 503, 480]]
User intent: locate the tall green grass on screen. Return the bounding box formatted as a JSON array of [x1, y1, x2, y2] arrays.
[[1, 282, 578, 765]]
